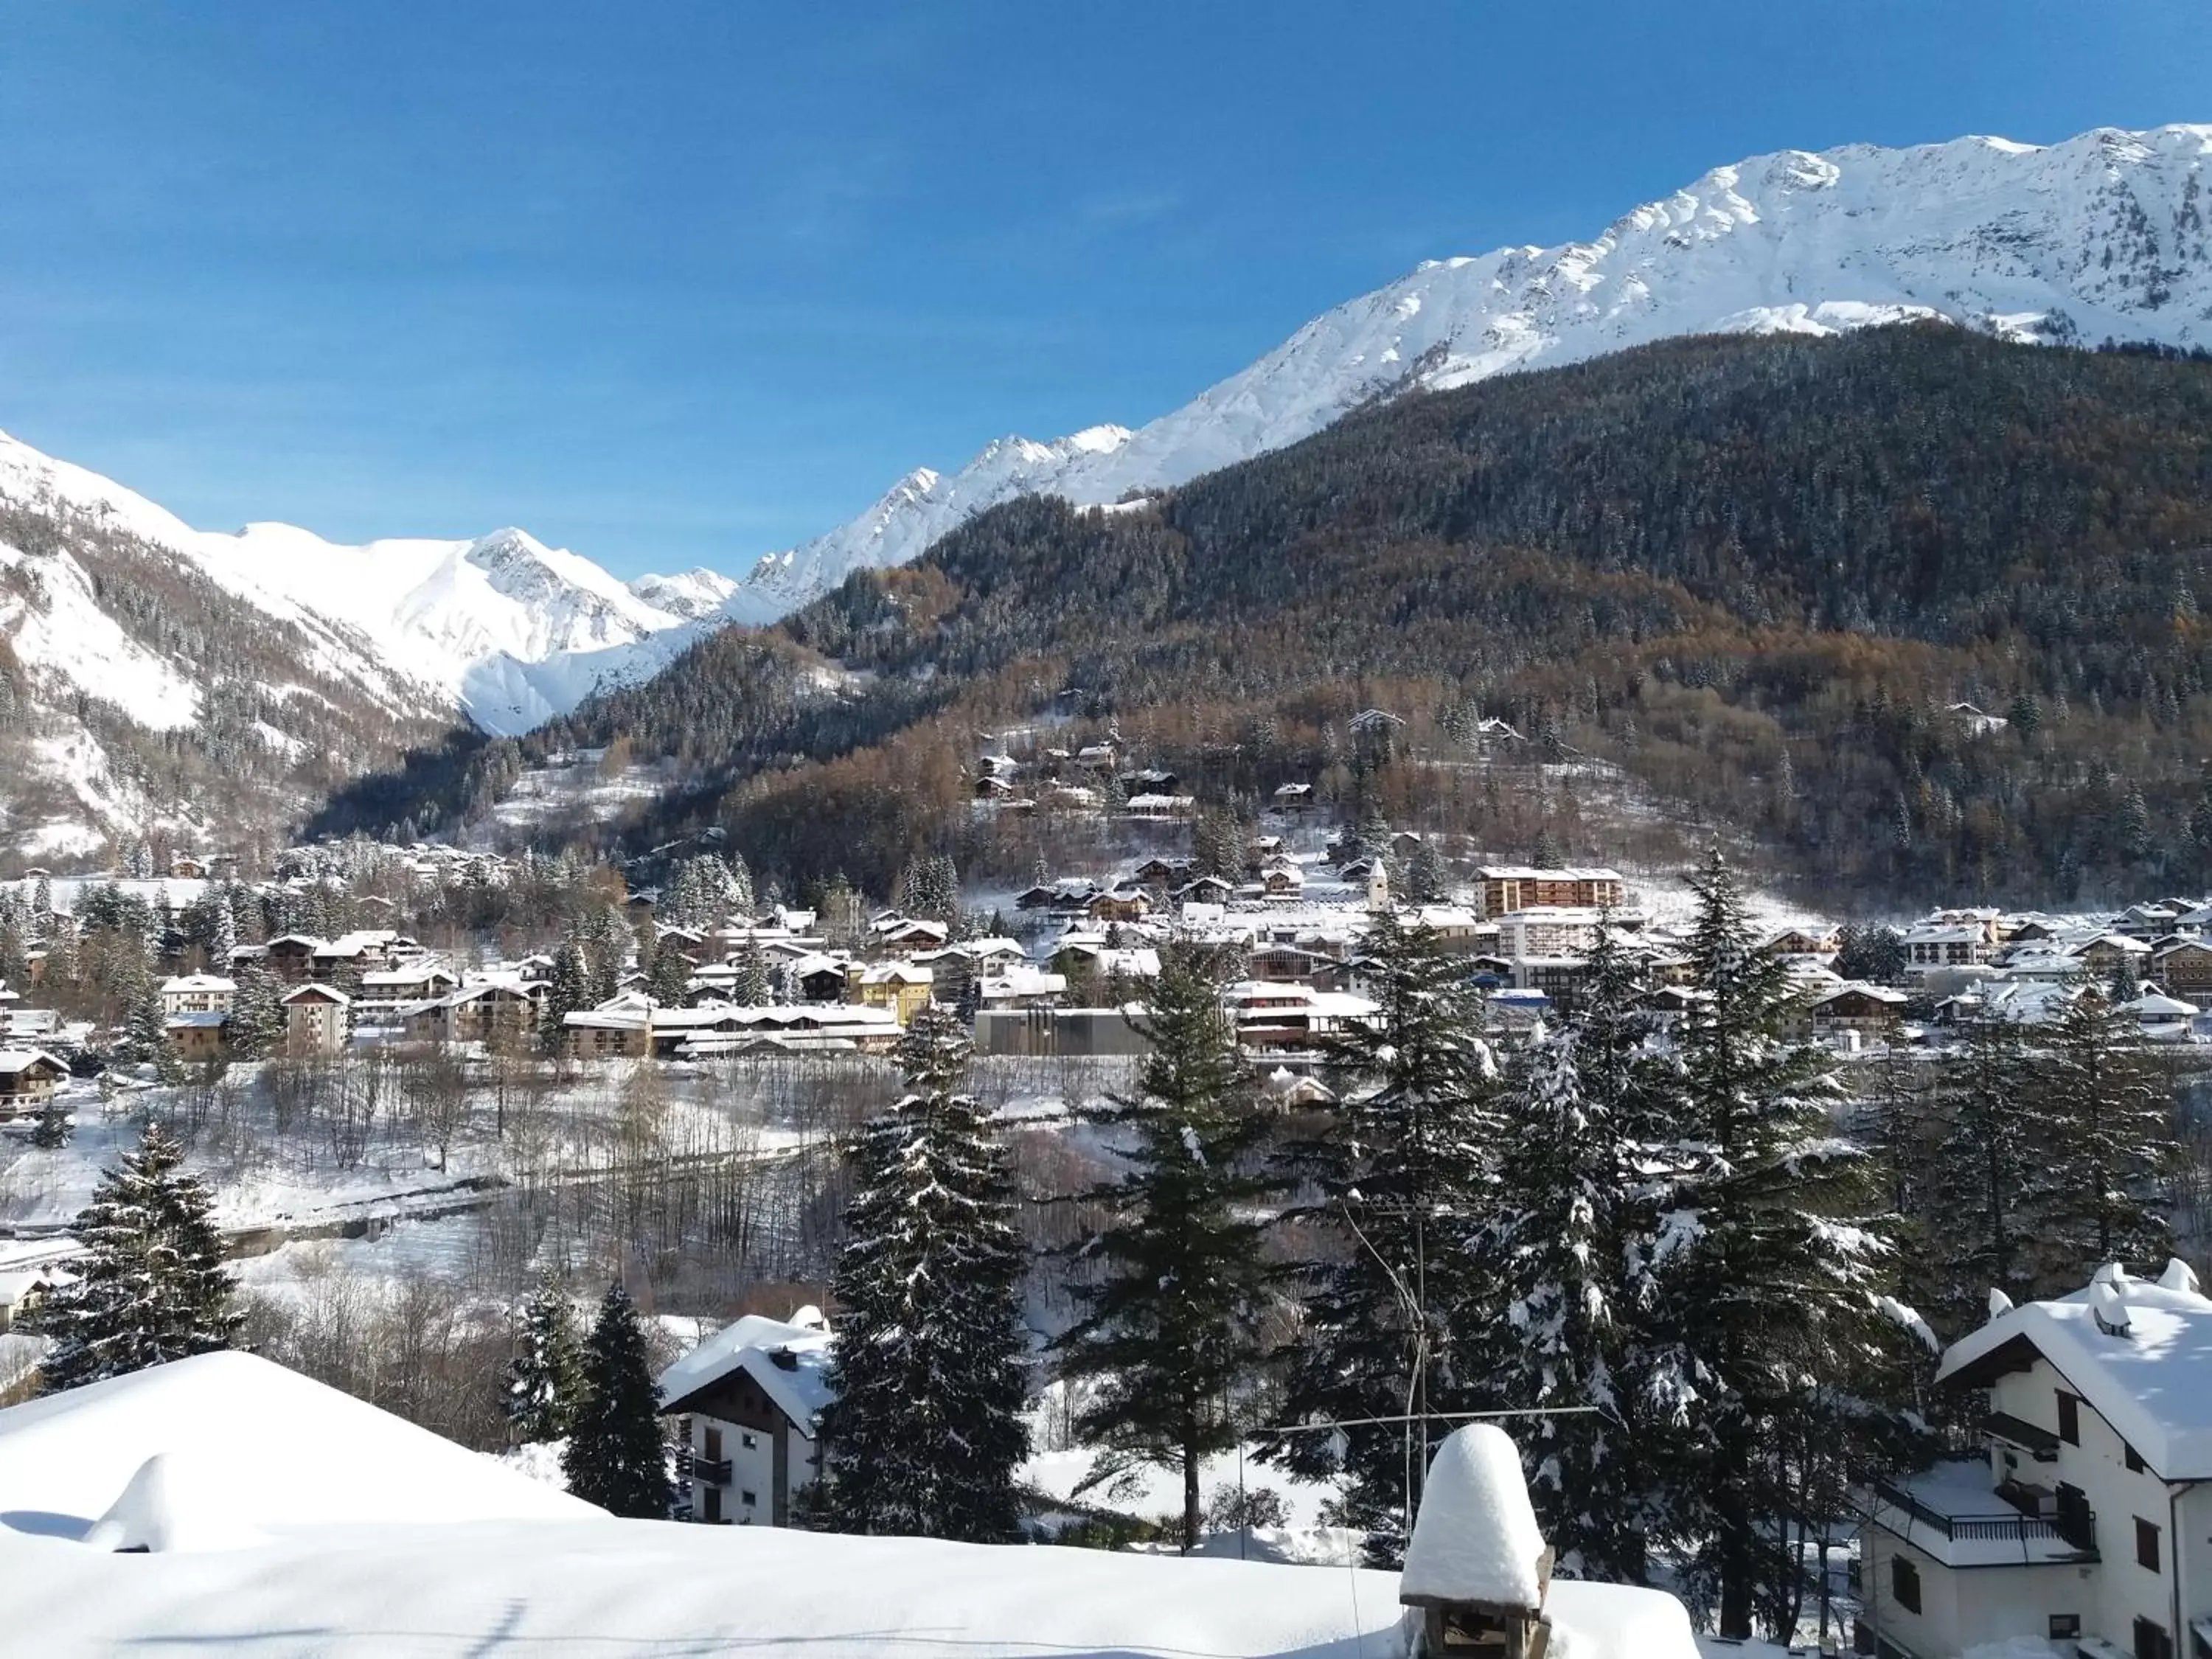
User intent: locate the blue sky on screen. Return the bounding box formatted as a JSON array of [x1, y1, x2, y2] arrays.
[[1, 1, 2206, 579]]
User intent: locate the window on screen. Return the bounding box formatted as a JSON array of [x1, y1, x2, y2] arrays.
[[1890, 1556, 1921, 1615], [2135, 1615, 2174, 1659], [2138, 1516, 2163, 1573], [741, 1489, 758, 1507], [741, 1432, 757, 1450], [2058, 1391, 2081, 1445], [2127, 1442, 2148, 1473], [2049, 1615, 2081, 1641], [703, 1427, 723, 1461]]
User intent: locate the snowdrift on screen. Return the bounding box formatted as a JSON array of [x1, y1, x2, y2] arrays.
[[0, 1351, 599, 1545]]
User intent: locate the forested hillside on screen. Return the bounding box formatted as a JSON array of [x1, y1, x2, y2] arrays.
[[330, 326, 2212, 905]]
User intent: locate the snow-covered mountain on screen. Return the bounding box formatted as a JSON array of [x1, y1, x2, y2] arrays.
[[0, 430, 713, 738], [722, 122, 2212, 622]]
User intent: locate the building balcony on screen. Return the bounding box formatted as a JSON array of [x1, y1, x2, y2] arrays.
[[1983, 1411, 2062, 1462], [1868, 1466, 2098, 1566], [686, 1453, 732, 1485]]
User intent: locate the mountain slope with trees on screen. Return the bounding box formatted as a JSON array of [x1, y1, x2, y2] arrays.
[[343, 325, 2212, 907]]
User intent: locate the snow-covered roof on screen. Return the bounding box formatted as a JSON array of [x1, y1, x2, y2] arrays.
[[0, 1048, 68, 1077], [1400, 1424, 1548, 1610], [656, 1313, 834, 1434], [1938, 1262, 2212, 1478], [279, 983, 349, 1006], [0, 1352, 597, 1547], [158, 974, 235, 995]]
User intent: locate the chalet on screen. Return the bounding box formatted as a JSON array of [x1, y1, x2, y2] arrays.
[[2076, 933, 2154, 980], [657, 1311, 832, 1527], [975, 967, 1065, 1009], [1222, 982, 1377, 1055], [788, 954, 853, 1005], [1125, 793, 1194, 820], [673, 1006, 901, 1057], [973, 774, 1017, 799], [870, 917, 951, 954], [1072, 742, 1119, 773], [355, 964, 462, 1007], [1131, 858, 1192, 890], [849, 963, 933, 1027], [1085, 890, 1152, 925], [0, 1049, 68, 1116], [1407, 905, 1489, 953], [409, 981, 540, 1047], [167, 855, 208, 879], [1175, 874, 1236, 906], [1474, 866, 1625, 920], [1037, 783, 1100, 811], [1807, 983, 1909, 1037], [1271, 782, 1315, 812], [2154, 939, 2212, 1004], [1761, 926, 1842, 958], [279, 984, 351, 1057], [1863, 1262, 2212, 1659], [159, 974, 237, 1016], [265, 935, 323, 982], [563, 1009, 653, 1060], [163, 1011, 229, 1062], [1946, 700, 2011, 737], [1260, 860, 1305, 897]]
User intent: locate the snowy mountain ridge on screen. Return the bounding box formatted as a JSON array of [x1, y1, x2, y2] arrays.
[[0, 429, 712, 736], [714, 121, 2212, 624]]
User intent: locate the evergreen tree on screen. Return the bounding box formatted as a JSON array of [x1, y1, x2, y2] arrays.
[[563, 1283, 673, 1518], [227, 964, 285, 1060], [30, 1093, 74, 1150], [38, 1123, 242, 1392], [540, 941, 591, 1055], [505, 1272, 584, 1444], [1403, 837, 1451, 904], [1473, 1021, 1647, 1580], [2039, 991, 2176, 1270], [1658, 851, 1894, 1638], [1927, 1017, 2052, 1323], [647, 938, 692, 1008], [816, 1007, 1031, 1540], [119, 984, 169, 1068], [1055, 945, 1275, 1553], [733, 934, 774, 1006], [1270, 914, 1495, 1565]]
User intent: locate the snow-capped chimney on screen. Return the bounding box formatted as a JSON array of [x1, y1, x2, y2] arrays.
[[1986, 1288, 2014, 1321], [2091, 1276, 2134, 1339], [2160, 1258, 2201, 1296]]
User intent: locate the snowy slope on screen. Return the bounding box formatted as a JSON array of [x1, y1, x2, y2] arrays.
[[0, 428, 708, 735], [724, 122, 2212, 622]]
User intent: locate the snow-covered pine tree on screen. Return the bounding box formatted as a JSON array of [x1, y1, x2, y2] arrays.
[[38, 1122, 242, 1392], [1055, 944, 1275, 1554], [562, 1283, 672, 1518], [1926, 1015, 2052, 1324], [726, 852, 757, 917], [733, 935, 773, 1007], [1656, 849, 1895, 1639], [30, 1092, 74, 1150], [505, 1271, 584, 1444], [1472, 1018, 1646, 1581], [228, 964, 285, 1060], [815, 1006, 1031, 1541], [1269, 912, 1495, 1565], [540, 941, 591, 1055], [647, 936, 692, 1008], [2037, 988, 2177, 1271], [119, 983, 168, 1068]]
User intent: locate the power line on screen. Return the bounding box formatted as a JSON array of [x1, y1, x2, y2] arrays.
[[1267, 1407, 1605, 1434]]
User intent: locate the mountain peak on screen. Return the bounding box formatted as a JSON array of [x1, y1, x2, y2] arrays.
[[717, 119, 2212, 625]]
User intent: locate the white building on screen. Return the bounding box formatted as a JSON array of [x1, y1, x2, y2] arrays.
[[1862, 1262, 2212, 1659], [158, 974, 236, 1016], [656, 1310, 833, 1527]]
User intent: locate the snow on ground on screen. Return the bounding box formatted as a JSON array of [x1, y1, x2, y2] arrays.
[[0, 1352, 597, 1545]]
